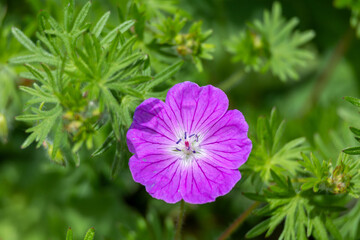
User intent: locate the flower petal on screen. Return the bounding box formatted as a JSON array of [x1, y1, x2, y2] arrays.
[[165, 81, 229, 135], [180, 157, 241, 204], [129, 154, 182, 203], [201, 109, 252, 169], [127, 98, 179, 158]]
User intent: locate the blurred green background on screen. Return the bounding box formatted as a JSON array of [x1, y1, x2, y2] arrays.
[[0, 0, 359, 239]]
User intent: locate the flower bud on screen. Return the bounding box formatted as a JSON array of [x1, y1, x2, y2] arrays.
[[43, 141, 66, 166]]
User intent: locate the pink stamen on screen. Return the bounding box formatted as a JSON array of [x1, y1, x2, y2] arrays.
[[185, 140, 190, 149]]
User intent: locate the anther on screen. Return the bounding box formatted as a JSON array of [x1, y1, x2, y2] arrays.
[[184, 132, 187, 139], [176, 148, 181, 151], [189, 134, 195, 138], [176, 139, 182, 144]]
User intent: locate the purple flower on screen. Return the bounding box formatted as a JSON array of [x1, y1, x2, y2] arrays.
[[127, 81, 252, 204]]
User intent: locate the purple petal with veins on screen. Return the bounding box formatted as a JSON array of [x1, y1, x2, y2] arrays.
[[127, 81, 252, 204]]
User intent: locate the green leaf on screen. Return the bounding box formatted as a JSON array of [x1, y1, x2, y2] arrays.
[[41, 63, 56, 89], [107, 83, 144, 99], [106, 52, 144, 80], [116, 35, 137, 59], [101, 87, 122, 139], [12, 27, 38, 53], [350, 127, 360, 136], [91, 131, 115, 158], [313, 216, 329, 240], [270, 169, 287, 189], [72, 1, 92, 33], [20, 106, 62, 149], [343, 146, 360, 155], [325, 218, 343, 240], [66, 227, 73, 240], [344, 96, 360, 107], [111, 133, 126, 179], [272, 120, 286, 154], [19, 85, 58, 104], [83, 227, 95, 240], [144, 60, 184, 90], [40, 11, 63, 33], [9, 54, 59, 65], [246, 218, 271, 238], [107, 31, 121, 63], [24, 64, 46, 84], [100, 20, 135, 45], [92, 11, 110, 37], [301, 179, 317, 191], [226, 2, 314, 81], [64, 0, 75, 32], [119, 76, 152, 85]]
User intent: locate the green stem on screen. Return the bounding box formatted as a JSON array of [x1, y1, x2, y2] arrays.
[[218, 69, 245, 92], [175, 200, 186, 240], [218, 201, 260, 240]]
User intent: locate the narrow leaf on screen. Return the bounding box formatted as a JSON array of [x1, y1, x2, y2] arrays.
[[246, 218, 271, 238], [100, 20, 135, 45], [343, 146, 360, 155], [92, 11, 110, 37], [12, 27, 38, 52], [72, 1, 92, 33], [64, 0, 75, 32], [350, 127, 360, 136], [144, 60, 184, 90], [91, 131, 115, 158], [325, 218, 343, 240], [344, 96, 360, 107], [9, 54, 59, 65]]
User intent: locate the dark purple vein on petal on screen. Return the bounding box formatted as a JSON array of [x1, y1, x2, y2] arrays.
[[195, 159, 215, 189], [189, 96, 200, 134], [159, 162, 180, 191], [138, 108, 175, 137], [201, 138, 240, 146], [134, 124, 174, 142], [149, 160, 177, 181]]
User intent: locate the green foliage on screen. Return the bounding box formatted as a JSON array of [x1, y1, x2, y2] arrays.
[[66, 228, 95, 240], [112, 0, 214, 72], [244, 108, 360, 239], [2, 0, 360, 240], [343, 96, 360, 155], [226, 2, 315, 81], [300, 153, 360, 197], [245, 170, 343, 240], [243, 108, 309, 190], [152, 15, 214, 71], [11, 0, 183, 166], [335, 200, 360, 239]]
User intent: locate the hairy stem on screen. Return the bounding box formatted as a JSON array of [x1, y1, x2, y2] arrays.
[[175, 200, 186, 240], [218, 201, 260, 240]]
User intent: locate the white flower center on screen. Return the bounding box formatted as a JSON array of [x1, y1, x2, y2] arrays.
[[173, 132, 201, 162]]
